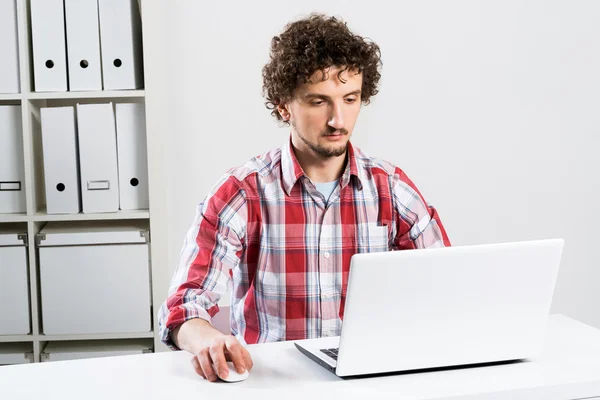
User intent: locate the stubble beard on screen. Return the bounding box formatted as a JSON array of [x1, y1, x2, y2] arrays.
[[291, 119, 349, 158]]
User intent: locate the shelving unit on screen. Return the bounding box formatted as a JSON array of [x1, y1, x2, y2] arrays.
[[0, 0, 156, 363]]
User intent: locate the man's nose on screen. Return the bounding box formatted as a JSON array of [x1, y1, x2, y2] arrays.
[[328, 102, 345, 130]]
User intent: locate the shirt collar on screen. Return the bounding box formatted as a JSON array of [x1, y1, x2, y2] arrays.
[[281, 137, 364, 196]]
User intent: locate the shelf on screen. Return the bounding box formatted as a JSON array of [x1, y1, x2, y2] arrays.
[[33, 209, 150, 222], [1, 210, 150, 222], [0, 93, 22, 101], [0, 213, 28, 223], [38, 332, 154, 342], [0, 335, 35, 343], [27, 90, 145, 100]]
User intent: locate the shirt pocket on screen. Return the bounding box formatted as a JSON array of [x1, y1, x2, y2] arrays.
[[355, 223, 390, 253]]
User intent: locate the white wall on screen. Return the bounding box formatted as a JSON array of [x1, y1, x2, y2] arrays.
[[143, 0, 600, 331]]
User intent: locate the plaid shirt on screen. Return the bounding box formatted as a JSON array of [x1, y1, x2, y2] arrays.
[[159, 140, 450, 348]]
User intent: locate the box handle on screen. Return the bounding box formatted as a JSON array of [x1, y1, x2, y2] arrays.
[[35, 233, 46, 247], [87, 180, 110, 191], [0, 181, 21, 191]]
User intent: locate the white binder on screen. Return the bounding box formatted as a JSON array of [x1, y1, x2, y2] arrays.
[[40, 107, 81, 214], [98, 0, 144, 90], [115, 103, 149, 210], [0, 0, 20, 94], [76, 103, 119, 213], [0, 106, 25, 213], [30, 0, 68, 92], [64, 0, 103, 91]]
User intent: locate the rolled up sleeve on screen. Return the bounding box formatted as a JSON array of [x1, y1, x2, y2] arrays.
[[158, 175, 247, 349], [391, 167, 451, 250]]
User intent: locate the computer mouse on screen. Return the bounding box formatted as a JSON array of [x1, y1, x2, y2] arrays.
[[213, 361, 249, 383]]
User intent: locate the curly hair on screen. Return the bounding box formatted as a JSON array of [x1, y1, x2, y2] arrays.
[[262, 13, 383, 124]]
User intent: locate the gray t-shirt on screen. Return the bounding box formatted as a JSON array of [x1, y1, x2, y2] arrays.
[[315, 180, 338, 205]]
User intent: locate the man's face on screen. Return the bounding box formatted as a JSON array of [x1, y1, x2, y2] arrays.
[[279, 66, 363, 158]]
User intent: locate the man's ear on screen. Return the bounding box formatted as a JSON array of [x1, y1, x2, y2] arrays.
[[277, 103, 290, 121]]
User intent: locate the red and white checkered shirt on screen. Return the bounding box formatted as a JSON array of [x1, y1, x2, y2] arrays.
[[159, 139, 450, 348]]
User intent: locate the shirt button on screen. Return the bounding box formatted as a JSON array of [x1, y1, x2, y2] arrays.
[[323, 251, 330, 258]]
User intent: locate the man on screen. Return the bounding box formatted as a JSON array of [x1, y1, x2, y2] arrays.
[[158, 13, 450, 382]]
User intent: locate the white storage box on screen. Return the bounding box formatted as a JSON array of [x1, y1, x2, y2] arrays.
[[0, 224, 30, 335], [37, 221, 151, 335], [41, 339, 152, 362], [0, 343, 34, 365]]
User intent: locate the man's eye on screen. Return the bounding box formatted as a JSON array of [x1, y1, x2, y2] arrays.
[[311, 101, 324, 106], [346, 98, 357, 103]]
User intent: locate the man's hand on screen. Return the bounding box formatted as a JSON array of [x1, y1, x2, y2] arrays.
[[172, 318, 253, 382]]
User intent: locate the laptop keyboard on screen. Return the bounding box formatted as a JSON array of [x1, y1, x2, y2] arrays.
[[320, 348, 339, 360]]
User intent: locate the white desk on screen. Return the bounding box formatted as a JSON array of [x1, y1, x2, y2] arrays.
[[1, 315, 600, 400]]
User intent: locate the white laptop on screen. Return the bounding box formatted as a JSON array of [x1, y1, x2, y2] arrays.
[[294, 239, 564, 377]]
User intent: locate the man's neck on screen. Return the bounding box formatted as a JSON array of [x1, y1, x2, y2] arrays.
[[291, 143, 347, 183]]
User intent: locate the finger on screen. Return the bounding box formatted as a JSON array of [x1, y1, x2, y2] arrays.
[[209, 342, 229, 379], [190, 355, 206, 379], [198, 349, 218, 382], [241, 347, 254, 370], [224, 337, 246, 373]]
